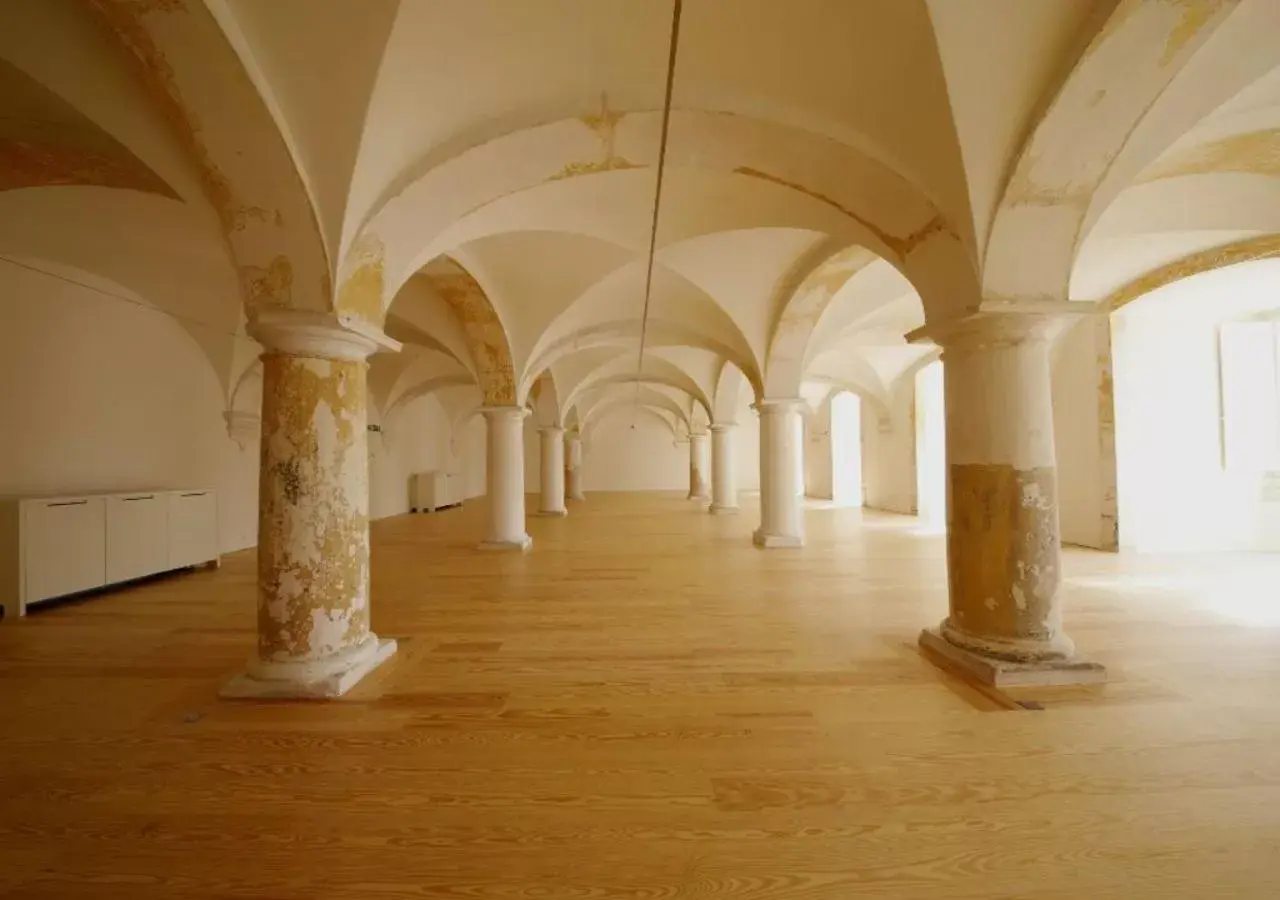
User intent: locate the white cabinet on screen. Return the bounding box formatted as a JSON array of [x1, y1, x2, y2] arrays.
[[0, 489, 219, 619], [411, 471, 463, 513], [168, 491, 219, 570], [23, 497, 107, 606], [106, 493, 168, 584]]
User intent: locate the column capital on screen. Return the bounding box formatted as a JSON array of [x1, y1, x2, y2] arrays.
[[709, 421, 738, 432], [478, 405, 530, 421], [905, 299, 1103, 351], [752, 397, 805, 415], [539, 424, 565, 436], [248, 309, 401, 361]]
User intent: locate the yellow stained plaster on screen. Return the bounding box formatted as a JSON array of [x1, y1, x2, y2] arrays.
[[0, 139, 177, 197], [241, 255, 294, 313], [258, 353, 370, 660], [1105, 234, 1280, 311], [337, 234, 386, 326], [946, 463, 1062, 644], [732, 166, 948, 259], [423, 260, 517, 405], [1140, 129, 1280, 184]]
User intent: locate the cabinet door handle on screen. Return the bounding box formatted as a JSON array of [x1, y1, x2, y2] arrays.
[[46, 500, 87, 508], [181, 492, 207, 498], [123, 495, 154, 502]]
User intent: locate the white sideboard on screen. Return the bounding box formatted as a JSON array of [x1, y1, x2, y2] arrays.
[[410, 471, 464, 513], [0, 489, 219, 619]]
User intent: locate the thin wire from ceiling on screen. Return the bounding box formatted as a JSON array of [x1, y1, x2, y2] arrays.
[[632, 0, 683, 425]]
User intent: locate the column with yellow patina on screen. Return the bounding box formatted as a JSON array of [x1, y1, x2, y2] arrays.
[[687, 431, 710, 500], [918, 311, 1104, 686], [565, 430, 586, 501], [222, 310, 399, 699]]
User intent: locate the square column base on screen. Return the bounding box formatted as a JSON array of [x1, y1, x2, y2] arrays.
[[478, 534, 533, 552], [708, 504, 739, 516], [536, 508, 568, 517], [753, 529, 803, 548], [919, 627, 1106, 687], [220, 638, 398, 700]]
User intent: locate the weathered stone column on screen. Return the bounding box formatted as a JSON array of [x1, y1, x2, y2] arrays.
[[708, 422, 738, 515], [479, 406, 532, 551], [753, 398, 805, 548], [918, 313, 1104, 685], [537, 425, 567, 517], [222, 310, 398, 700], [687, 431, 711, 500], [565, 431, 586, 501]]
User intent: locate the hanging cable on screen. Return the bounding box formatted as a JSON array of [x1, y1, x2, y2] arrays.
[[635, 0, 683, 391]]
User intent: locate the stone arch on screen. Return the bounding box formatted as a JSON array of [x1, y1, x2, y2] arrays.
[[384, 374, 477, 424], [84, 0, 332, 319], [525, 320, 762, 402], [417, 256, 517, 406], [1103, 235, 1280, 312], [712, 361, 752, 423], [583, 401, 681, 447], [983, 1, 1242, 313]]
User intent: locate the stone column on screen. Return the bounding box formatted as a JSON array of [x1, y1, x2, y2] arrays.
[[708, 422, 739, 514], [537, 425, 567, 516], [565, 432, 586, 501], [222, 310, 398, 700], [918, 313, 1104, 686], [479, 406, 532, 551], [753, 398, 805, 548], [687, 431, 710, 500]]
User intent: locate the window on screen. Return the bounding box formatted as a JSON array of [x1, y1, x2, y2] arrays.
[[1219, 321, 1280, 470]]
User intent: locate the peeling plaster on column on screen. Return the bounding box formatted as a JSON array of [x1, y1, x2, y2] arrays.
[[924, 312, 1083, 664], [257, 352, 371, 663], [943, 463, 1069, 661]]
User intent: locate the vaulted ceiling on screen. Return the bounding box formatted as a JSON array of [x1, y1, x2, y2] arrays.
[[4, 0, 1280, 436]]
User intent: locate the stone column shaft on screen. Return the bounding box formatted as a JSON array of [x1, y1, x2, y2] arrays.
[[753, 399, 804, 548], [565, 433, 585, 501], [222, 310, 398, 699], [919, 312, 1104, 685], [709, 422, 738, 514], [687, 431, 711, 500], [480, 407, 532, 551], [538, 426, 567, 516]]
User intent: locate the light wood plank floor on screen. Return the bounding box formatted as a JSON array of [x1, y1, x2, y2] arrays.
[[2, 492, 1278, 899]]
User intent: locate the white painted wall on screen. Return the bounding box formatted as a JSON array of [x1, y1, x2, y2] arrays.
[[0, 260, 258, 552], [1113, 262, 1280, 552], [1052, 318, 1112, 549], [804, 400, 833, 500], [368, 393, 450, 519], [733, 392, 761, 492], [863, 379, 917, 515], [582, 414, 687, 491]]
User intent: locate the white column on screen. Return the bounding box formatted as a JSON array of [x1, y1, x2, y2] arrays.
[[222, 310, 398, 700], [918, 312, 1104, 685], [687, 431, 710, 500], [565, 432, 585, 501], [537, 425, 567, 516], [708, 422, 738, 514], [479, 406, 532, 551], [753, 398, 805, 548]]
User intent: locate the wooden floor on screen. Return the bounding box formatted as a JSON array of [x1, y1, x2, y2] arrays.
[[2, 493, 1279, 899]]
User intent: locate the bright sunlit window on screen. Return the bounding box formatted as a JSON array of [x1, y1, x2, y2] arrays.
[[1219, 321, 1280, 471]]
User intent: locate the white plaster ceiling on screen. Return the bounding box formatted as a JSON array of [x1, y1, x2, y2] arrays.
[[6, 0, 1280, 428]]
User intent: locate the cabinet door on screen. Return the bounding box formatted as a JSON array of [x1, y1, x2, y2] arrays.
[[168, 491, 218, 569], [106, 494, 169, 583], [23, 498, 106, 604]]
